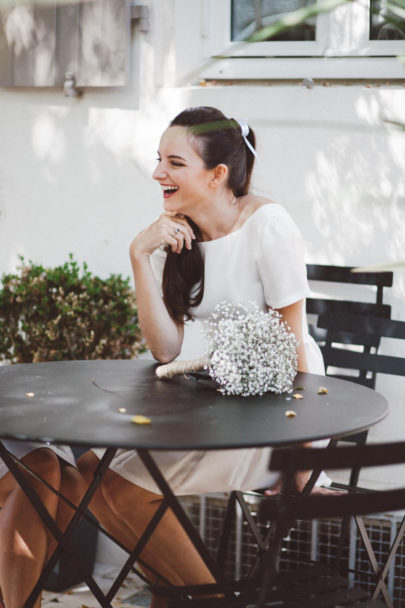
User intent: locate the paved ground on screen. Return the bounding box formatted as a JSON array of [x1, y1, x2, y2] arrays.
[[42, 566, 152, 608]]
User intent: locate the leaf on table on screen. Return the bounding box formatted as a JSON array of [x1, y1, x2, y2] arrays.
[[131, 415, 151, 425]]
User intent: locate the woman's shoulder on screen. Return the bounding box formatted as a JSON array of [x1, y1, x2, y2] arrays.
[[236, 196, 289, 230]]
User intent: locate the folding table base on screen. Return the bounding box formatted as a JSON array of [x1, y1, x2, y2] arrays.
[[0, 444, 253, 607]]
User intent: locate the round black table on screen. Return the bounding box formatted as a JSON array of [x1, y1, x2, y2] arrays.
[[0, 360, 389, 608], [0, 359, 389, 450]]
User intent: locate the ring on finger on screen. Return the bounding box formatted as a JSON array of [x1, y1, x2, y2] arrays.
[[175, 227, 180, 234]]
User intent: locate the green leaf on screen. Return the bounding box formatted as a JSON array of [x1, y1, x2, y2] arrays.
[[384, 118, 405, 131], [0, 254, 146, 363], [386, 2, 405, 20]]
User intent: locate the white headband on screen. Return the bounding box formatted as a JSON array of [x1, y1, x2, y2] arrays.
[[236, 118, 263, 166]]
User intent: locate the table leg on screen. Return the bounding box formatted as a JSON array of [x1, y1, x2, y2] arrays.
[[103, 448, 231, 605], [0, 443, 117, 608], [105, 498, 170, 602], [137, 449, 224, 582]]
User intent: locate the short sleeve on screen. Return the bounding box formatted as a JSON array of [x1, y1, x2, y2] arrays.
[[149, 247, 167, 296], [257, 207, 310, 309]]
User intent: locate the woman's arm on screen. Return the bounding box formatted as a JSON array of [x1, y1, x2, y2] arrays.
[[275, 299, 317, 493], [130, 214, 195, 363], [274, 299, 308, 372]]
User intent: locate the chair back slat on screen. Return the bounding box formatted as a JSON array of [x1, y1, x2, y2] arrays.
[[320, 347, 405, 377], [318, 313, 405, 340], [329, 331, 383, 348], [260, 443, 405, 525], [270, 442, 405, 472], [306, 264, 393, 289], [306, 299, 391, 318], [260, 488, 405, 522]]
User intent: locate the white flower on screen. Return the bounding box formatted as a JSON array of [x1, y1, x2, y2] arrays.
[[203, 302, 298, 397]]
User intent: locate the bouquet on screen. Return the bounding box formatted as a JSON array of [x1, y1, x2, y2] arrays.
[[156, 301, 298, 397]]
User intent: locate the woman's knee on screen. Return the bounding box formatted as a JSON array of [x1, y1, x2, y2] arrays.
[[77, 452, 163, 514], [0, 448, 61, 507], [60, 464, 87, 507], [101, 471, 162, 514], [76, 450, 100, 484], [21, 448, 61, 489]]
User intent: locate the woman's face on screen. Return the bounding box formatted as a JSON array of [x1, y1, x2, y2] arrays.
[[153, 126, 213, 216]]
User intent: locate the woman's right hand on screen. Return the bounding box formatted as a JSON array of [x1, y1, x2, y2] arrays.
[[130, 213, 196, 260]]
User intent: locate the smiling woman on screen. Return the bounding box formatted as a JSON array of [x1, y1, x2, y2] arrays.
[[77, 105, 329, 608], [150, 107, 256, 327]]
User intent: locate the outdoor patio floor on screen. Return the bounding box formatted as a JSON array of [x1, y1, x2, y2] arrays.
[[42, 565, 152, 608]]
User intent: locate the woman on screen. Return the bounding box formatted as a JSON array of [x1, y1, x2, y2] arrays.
[[78, 106, 328, 607], [0, 443, 85, 608]]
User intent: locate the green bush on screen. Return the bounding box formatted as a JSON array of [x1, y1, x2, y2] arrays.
[[0, 254, 146, 363]]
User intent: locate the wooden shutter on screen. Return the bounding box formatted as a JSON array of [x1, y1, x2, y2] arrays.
[[0, 0, 130, 87]]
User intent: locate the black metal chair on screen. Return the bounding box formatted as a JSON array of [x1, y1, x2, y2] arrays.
[[306, 264, 393, 355], [216, 268, 394, 587], [317, 310, 405, 490], [318, 313, 405, 387], [217, 315, 405, 605], [306, 265, 393, 308], [256, 442, 405, 608], [315, 313, 405, 597], [307, 263, 392, 391]]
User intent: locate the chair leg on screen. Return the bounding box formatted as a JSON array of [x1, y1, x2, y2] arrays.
[[216, 491, 237, 569], [256, 527, 283, 608], [355, 515, 394, 608], [372, 517, 405, 600], [372, 514, 405, 601]]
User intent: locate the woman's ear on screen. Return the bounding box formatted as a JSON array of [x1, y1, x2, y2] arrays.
[[210, 164, 228, 188]]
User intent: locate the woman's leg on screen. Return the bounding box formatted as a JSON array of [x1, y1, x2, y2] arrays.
[[77, 454, 166, 606], [0, 448, 61, 608], [78, 451, 216, 608], [46, 462, 88, 560]]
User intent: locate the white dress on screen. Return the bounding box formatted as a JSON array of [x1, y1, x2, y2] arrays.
[[92, 203, 326, 495]]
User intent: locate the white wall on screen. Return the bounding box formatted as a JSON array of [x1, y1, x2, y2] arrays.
[[1, 0, 405, 481]]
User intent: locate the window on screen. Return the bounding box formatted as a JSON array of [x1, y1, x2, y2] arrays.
[[203, 0, 405, 80], [370, 0, 405, 40], [231, 0, 316, 43]]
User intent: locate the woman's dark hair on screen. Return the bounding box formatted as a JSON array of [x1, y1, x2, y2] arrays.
[[162, 106, 257, 324]]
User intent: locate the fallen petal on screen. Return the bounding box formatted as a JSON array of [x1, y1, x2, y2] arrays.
[[131, 415, 151, 425]]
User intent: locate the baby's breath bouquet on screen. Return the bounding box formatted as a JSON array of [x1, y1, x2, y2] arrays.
[[156, 301, 298, 397], [204, 302, 298, 396]]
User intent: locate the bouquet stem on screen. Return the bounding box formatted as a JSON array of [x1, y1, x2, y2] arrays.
[[155, 356, 209, 379]]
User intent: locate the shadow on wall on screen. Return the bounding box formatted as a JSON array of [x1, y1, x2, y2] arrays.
[[251, 89, 405, 308], [0, 85, 189, 278], [306, 92, 405, 304]]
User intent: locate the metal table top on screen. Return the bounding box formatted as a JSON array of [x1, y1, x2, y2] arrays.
[[0, 359, 389, 450]]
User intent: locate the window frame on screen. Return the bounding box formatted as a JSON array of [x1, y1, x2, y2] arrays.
[[202, 0, 405, 80]]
